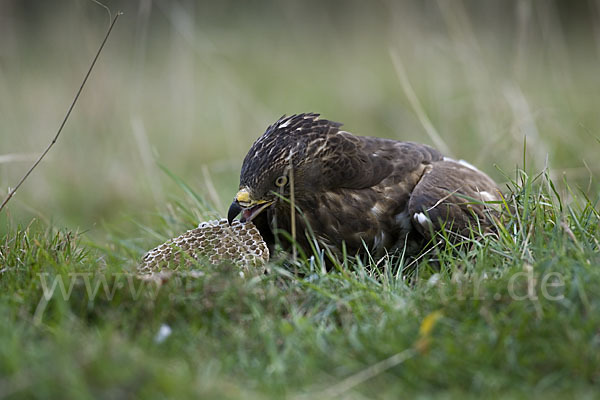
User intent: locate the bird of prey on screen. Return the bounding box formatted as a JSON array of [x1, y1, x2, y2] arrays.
[[228, 113, 501, 261]]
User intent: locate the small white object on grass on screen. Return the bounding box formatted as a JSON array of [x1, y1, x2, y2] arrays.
[[154, 323, 172, 344]]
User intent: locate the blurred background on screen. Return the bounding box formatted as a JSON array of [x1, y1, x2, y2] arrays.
[[1, 0, 599, 238]]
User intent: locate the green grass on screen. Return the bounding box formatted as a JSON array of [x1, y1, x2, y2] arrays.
[[1, 169, 599, 398], [2, 2, 600, 398], [2, 1, 599, 234]]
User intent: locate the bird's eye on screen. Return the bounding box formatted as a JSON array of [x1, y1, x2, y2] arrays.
[[275, 175, 288, 187]]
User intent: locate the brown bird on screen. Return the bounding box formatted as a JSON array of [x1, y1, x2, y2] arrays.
[[228, 113, 501, 261]]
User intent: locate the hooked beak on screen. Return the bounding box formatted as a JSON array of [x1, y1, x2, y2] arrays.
[[227, 202, 243, 225], [227, 188, 274, 225]]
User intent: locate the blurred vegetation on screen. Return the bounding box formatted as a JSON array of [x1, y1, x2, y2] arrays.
[[1, 0, 599, 237], [2, 1, 600, 398], [1, 161, 599, 398]]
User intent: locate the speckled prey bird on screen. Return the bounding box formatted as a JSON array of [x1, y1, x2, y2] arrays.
[[227, 113, 501, 261]]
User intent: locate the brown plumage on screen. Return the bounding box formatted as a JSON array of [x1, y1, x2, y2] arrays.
[[228, 113, 501, 260]]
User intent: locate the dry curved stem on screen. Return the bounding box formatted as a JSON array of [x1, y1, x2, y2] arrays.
[[0, 12, 122, 214]]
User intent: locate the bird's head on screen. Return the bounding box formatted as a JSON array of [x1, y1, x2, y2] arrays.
[[227, 113, 342, 225]]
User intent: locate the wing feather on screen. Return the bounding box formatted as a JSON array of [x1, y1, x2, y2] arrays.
[[408, 160, 501, 239], [318, 132, 444, 190]]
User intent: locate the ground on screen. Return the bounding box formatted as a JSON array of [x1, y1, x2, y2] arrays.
[[1, 1, 599, 398]]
